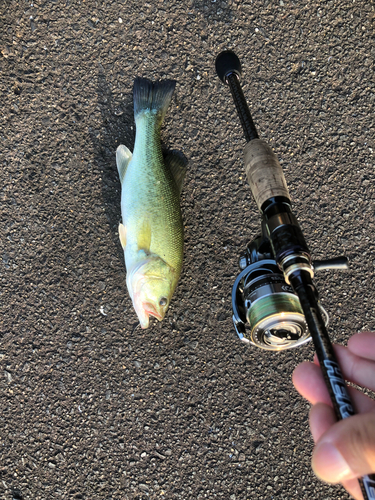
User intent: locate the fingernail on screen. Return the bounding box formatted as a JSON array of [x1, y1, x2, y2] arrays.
[[312, 442, 354, 482]]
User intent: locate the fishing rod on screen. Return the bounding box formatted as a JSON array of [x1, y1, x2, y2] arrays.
[[215, 50, 375, 500]]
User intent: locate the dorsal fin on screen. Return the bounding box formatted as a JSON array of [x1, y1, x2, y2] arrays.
[[164, 151, 187, 195]]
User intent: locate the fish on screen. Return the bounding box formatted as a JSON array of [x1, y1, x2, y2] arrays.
[[116, 77, 186, 329]]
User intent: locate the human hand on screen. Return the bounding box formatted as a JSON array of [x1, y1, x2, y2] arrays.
[[292, 331, 375, 500]]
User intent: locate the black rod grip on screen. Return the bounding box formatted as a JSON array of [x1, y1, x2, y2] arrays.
[[215, 51, 259, 142], [226, 73, 259, 142], [291, 276, 375, 500]]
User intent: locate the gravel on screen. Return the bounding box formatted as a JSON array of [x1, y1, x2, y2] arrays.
[[1, 0, 374, 498]]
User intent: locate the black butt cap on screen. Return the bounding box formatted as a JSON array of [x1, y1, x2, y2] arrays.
[[215, 50, 242, 84]]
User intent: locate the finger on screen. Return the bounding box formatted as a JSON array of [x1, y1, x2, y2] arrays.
[[309, 402, 337, 443], [308, 405, 366, 499], [292, 361, 375, 412], [312, 412, 375, 483], [348, 331, 375, 361], [341, 478, 364, 500], [312, 345, 375, 393], [312, 332, 375, 363], [293, 361, 331, 404]]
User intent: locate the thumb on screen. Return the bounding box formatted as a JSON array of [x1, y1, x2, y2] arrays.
[[312, 412, 375, 483]]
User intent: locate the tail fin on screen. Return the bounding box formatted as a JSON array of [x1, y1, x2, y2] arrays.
[[133, 77, 176, 121]]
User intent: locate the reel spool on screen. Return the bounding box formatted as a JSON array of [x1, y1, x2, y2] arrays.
[[232, 237, 329, 351]]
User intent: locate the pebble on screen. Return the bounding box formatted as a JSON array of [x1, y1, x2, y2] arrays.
[[234, 354, 243, 364], [99, 305, 108, 316]]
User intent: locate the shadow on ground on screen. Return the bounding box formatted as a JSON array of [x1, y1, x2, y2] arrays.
[[89, 65, 134, 260]]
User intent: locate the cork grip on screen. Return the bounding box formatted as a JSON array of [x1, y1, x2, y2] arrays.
[[244, 139, 290, 210]]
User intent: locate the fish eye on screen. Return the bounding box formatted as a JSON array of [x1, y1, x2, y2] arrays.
[[159, 297, 168, 307]]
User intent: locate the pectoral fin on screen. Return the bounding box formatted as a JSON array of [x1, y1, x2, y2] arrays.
[[118, 223, 127, 250], [119, 220, 151, 253], [116, 145, 132, 183], [164, 151, 187, 196]]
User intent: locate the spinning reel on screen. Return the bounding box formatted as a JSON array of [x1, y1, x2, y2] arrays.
[[232, 230, 347, 351]]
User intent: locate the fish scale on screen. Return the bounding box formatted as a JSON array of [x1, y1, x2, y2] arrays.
[[125, 112, 183, 272]]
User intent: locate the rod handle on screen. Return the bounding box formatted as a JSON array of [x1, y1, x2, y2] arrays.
[[244, 139, 290, 209]]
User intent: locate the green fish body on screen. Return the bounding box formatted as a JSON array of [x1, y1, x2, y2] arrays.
[[116, 78, 186, 328]]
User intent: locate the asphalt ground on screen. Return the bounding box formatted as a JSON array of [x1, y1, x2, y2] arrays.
[[1, 1, 375, 499]]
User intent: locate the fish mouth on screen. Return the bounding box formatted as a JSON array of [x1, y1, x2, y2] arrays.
[[144, 303, 163, 321], [136, 302, 163, 329]]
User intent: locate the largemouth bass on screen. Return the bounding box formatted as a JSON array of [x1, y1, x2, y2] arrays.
[[116, 77, 186, 329]]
